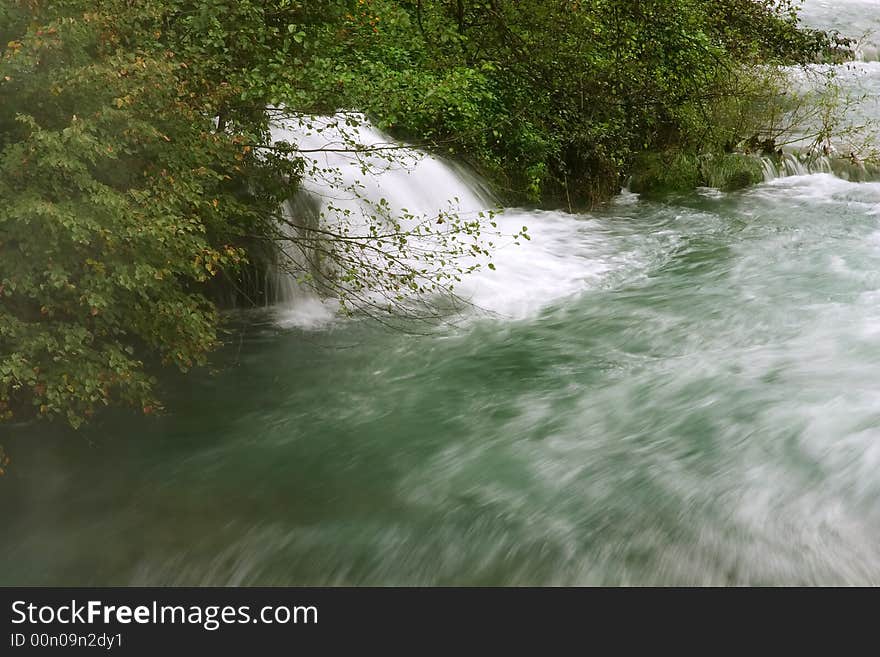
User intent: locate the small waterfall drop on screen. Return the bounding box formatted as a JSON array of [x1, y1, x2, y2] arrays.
[[270, 113, 493, 222], [265, 112, 499, 327], [761, 152, 880, 182]]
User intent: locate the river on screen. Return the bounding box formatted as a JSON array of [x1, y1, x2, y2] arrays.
[[2, 0, 880, 585]]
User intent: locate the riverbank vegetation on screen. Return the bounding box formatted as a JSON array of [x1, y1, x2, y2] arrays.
[[0, 0, 854, 429]]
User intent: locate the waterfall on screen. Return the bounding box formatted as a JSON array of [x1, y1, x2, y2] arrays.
[[265, 112, 498, 327], [761, 152, 880, 182], [268, 112, 492, 238], [264, 112, 629, 327], [266, 193, 341, 329], [761, 153, 821, 180]]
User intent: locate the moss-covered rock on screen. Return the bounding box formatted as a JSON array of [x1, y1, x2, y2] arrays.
[[630, 151, 765, 196], [629, 152, 701, 195], [700, 153, 764, 191]]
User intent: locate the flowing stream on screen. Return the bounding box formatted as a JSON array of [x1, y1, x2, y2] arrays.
[[3, 1, 880, 585]]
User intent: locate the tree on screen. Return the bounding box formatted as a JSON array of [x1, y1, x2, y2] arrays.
[[0, 1, 296, 426]]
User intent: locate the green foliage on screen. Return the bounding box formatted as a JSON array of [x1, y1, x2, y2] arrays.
[[706, 0, 853, 64], [291, 0, 841, 206], [0, 1, 296, 427]]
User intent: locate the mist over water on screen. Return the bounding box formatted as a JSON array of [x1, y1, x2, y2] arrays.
[[3, 0, 880, 585]]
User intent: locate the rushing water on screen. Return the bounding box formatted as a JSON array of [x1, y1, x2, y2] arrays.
[[4, 1, 880, 585], [799, 0, 880, 61]]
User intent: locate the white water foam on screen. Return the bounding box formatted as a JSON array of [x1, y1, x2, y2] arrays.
[[267, 112, 624, 326]]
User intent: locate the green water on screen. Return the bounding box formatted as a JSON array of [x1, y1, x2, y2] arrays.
[[5, 175, 880, 585]]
